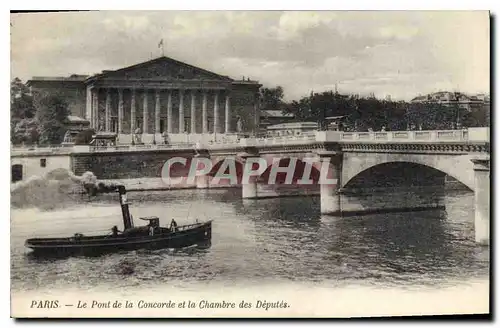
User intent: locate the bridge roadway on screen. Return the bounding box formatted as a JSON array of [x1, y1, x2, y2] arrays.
[[11, 128, 490, 245]]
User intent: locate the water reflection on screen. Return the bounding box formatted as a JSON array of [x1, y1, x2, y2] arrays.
[[11, 188, 488, 292]]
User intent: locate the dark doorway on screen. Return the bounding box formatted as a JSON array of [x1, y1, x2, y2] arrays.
[[11, 164, 23, 183]]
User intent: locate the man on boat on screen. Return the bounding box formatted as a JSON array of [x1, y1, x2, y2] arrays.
[[111, 225, 120, 237], [170, 219, 178, 232], [148, 218, 160, 236]]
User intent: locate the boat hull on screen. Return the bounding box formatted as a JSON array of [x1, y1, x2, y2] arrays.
[[25, 221, 212, 257]]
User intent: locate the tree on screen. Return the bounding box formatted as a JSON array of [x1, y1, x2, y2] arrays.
[[11, 78, 36, 144], [283, 91, 355, 128], [11, 118, 40, 145], [11, 78, 35, 120], [36, 94, 70, 145], [260, 86, 285, 111]]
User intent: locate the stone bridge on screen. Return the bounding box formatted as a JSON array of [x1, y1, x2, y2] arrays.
[[11, 127, 490, 244], [207, 128, 490, 245]]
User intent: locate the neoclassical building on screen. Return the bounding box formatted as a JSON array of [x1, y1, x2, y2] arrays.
[[27, 56, 262, 143]]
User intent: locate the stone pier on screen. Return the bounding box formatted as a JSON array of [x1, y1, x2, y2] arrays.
[[317, 150, 343, 215], [193, 151, 210, 189], [472, 158, 490, 245], [239, 148, 260, 199]]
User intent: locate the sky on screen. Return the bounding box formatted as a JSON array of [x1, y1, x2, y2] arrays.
[[10, 10, 490, 101]]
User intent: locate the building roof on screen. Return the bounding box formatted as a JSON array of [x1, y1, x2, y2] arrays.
[[66, 115, 90, 123], [411, 95, 428, 102], [411, 91, 489, 103], [85, 56, 235, 83], [325, 115, 347, 120], [27, 75, 89, 86], [27, 56, 261, 86]]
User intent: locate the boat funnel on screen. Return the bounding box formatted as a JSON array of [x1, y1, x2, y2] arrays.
[[118, 185, 134, 230]]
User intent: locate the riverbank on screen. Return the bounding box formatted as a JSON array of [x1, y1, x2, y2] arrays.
[[102, 178, 468, 193], [101, 178, 197, 192]]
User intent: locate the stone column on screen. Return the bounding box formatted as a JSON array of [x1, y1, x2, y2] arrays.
[[105, 89, 111, 132], [190, 90, 196, 133], [213, 91, 220, 134], [317, 151, 343, 215], [167, 90, 173, 133], [155, 89, 161, 134], [194, 150, 210, 189], [225, 92, 231, 133], [202, 91, 208, 133], [179, 89, 185, 133], [92, 88, 99, 130], [118, 89, 124, 134], [130, 89, 137, 132], [85, 86, 92, 124], [240, 148, 261, 199], [472, 158, 490, 245], [142, 90, 149, 134]]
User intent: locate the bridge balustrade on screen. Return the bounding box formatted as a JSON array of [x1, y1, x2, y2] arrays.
[[10, 128, 489, 155]]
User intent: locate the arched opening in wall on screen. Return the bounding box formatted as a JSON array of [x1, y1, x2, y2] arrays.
[[11, 164, 23, 183], [343, 162, 471, 193], [258, 158, 322, 196], [209, 159, 245, 186]]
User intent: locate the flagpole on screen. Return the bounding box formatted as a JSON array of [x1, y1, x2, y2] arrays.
[[158, 39, 165, 57]]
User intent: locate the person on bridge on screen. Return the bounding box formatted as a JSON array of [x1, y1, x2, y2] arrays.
[[162, 130, 169, 145]]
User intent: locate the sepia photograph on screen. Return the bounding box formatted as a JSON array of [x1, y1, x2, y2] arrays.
[[9, 9, 490, 318]]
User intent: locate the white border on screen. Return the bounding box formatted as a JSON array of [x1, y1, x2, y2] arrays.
[[3, 2, 498, 327]]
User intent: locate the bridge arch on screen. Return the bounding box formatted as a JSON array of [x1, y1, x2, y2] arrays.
[[208, 157, 245, 185], [342, 154, 475, 191], [259, 157, 322, 185]]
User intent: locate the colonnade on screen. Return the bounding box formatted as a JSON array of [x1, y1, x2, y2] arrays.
[[87, 87, 232, 134]]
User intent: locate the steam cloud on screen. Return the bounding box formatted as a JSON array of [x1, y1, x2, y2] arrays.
[[11, 169, 122, 210]]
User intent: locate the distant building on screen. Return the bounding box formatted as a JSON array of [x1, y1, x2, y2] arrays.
[[410, 91, 489, 111], [259, 110, 295, 134], [266, 122, 317, 137], [61, 115, 91, 145], [325, 116, 347, 131]]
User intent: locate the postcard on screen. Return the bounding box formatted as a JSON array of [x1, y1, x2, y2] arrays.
[[10, 10, 490, 318]]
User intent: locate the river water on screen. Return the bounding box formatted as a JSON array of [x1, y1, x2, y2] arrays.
[[11, 187, 489, 296]]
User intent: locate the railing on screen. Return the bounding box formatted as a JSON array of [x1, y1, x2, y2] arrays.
[[10, 145, 74, 156], [87, 142, 197, 152], [176, 221, 208, 232], [335, 129, 475, 143], [11, 128, 489, 155], [239, 134, 316, 147]]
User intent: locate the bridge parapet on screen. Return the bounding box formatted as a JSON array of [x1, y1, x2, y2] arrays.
[[317, 127, 489, 144], [10, 145, 74, 156], [10, 128, 489, 156]]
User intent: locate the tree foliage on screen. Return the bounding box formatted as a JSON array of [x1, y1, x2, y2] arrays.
[[11, 118, 40, 146], [11, 78, 37, 145], [260, 86, 286, 112], [273, 85, 489, 131]]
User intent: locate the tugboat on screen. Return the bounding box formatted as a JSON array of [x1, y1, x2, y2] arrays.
[[25, 184, 212, 257]]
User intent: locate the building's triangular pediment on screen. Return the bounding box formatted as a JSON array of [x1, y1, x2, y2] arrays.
[[90, 56, 233, 82]]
